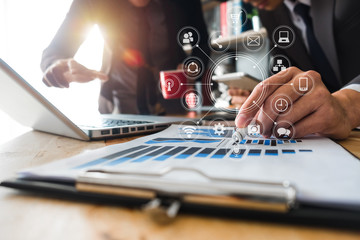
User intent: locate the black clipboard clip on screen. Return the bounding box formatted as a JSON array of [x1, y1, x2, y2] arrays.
[[76, 167, 297, 223]]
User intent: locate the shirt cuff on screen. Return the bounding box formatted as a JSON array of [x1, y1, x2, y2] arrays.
[[342, 84, 360, 93]]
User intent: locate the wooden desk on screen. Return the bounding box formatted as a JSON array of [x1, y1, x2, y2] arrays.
[[0, 119, 359, 240]]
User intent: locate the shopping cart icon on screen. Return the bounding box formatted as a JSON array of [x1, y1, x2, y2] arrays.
[[230, 13, 241, 24]]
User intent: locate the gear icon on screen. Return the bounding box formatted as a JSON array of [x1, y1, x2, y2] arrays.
[[213, 123, 225, 136]]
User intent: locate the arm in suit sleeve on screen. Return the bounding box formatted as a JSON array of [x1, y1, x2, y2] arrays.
[[40, 0, 95, 72]]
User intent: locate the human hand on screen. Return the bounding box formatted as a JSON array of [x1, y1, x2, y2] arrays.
[[235, 67, 360, 139], [43, 58, 108, 88], [228, 87, 251, 107]]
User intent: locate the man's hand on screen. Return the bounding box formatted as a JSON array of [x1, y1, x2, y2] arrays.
[[235, 67, 360, 139], [43, 59, 108, 88], [228, 88, 251, 107]]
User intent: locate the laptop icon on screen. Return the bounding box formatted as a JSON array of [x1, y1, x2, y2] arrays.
[[0, 59, 189, 141], [278, 31, 290, 43]]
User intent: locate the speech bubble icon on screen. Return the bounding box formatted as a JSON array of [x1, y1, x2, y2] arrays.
[[277, 127, 291, 137]]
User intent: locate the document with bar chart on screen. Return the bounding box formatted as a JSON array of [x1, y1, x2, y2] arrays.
[[19, 125, 360, 208]]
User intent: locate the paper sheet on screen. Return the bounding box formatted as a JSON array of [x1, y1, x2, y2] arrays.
[[19, 125, 360, 209]]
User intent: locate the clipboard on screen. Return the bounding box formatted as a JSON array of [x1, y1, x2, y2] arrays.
[[1, 125, 360, 226]]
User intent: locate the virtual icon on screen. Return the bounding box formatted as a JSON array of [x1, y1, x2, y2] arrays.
[[185, 92, 200, 109], [247, 35, 261, 47], [183, 57, 203, 79], [213, 123, 225, 136], [275, 98, 289, 112], [273, 59, 287, 72], [230, 13, 241, 24], [277, 127, 291, 138], [272, 26, 295, 49], [187, 62, 199, 74], [213, 35, 223, 49], [182, 126, 196, 138], [278, 31, 290, 43], [299, 77, 309, 91], [165, 79, 174, 92], [183, 32, 194, 44], [248, 124, 261, 136]]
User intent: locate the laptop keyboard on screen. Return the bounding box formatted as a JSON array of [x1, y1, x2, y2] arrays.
[[102, 119, 153, 127]]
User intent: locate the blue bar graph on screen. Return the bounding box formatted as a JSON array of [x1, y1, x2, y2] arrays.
[[248, 149, 261, 156], [175, 147, 201, 159], [145, 138, 221, 144], [282, 149, 295, 154], [73, 145, 147, 169], [195, 148, 216, 158], [154, 147, 187, 161], [106, 146, 160, 166], [265, 150, 278, 156], [211, 149, 230, 159], [132, 146, 174, 163]]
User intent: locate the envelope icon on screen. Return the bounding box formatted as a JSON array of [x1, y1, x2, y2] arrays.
[[247, 35, 261, 47]]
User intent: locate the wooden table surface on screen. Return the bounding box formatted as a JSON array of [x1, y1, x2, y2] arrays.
[[0, 114, 360, 240]]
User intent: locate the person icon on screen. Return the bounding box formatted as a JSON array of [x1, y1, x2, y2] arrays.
[[183, 32, 194, 44]]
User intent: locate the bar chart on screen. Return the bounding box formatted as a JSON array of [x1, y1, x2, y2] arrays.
[[73, 137, 313, 169]]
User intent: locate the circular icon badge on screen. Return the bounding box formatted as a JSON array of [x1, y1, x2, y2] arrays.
[[178, 120, 199, 140], [208, 31, 230, 53], [271, 94, 292, 115], [159, 73, 182, 99], [272, 25, 295, 49], [181, 89, 202, 111], [269, 55, 291, 75], [182, 57, 204, 79], [272, 120, 295, 139], [205, 53, 267, 114], [177, 26, 200, 48], [243, 31, 265, 52], [292, 74, 315, 96], [227, 6, 248, 30]]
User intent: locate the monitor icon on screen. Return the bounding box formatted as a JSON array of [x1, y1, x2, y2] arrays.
[[278, 31, 290, 43]]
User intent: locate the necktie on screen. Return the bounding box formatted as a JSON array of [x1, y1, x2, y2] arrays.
[[294, 3, 340, 92]]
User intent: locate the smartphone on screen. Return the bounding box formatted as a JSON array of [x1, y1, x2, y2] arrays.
[[212, 72, 261, 91], [299, 77, 308, 91]]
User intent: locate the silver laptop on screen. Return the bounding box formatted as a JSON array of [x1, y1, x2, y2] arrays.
[[0, 58, 189, 140]]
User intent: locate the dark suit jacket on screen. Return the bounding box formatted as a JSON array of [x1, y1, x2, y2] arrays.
[[259, 0, 360, 92], [41, 0, 209, 114]]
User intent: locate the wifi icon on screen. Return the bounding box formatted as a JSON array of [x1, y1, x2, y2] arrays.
[[182, 126, 196, 138]]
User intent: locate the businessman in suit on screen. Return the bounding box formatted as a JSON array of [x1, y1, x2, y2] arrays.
[[233, 0, 360, 139], [41, 0, 209, 115]]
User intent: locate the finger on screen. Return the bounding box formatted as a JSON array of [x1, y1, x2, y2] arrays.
[[235, 67, 302, 128], [275, 89, 325, 128], [91, 70, 108, 81], [292, 111, 325, 138], [231, 96, 248, 106], [44, 69, 65, 88], [229, 88, 251, 97], [68, 59, 108, 83], [52, 65, 70, 88], [42, 76, 51, 87]]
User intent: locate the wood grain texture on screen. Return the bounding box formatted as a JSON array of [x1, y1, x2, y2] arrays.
[[0, 127, 360, 240]]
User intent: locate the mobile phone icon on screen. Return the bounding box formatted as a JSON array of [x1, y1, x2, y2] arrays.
[[299, 77, 308, 91]]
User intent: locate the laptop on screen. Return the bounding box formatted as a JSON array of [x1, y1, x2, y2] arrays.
[[278, 31, 290, 43], [0, 59, 190, 140]]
